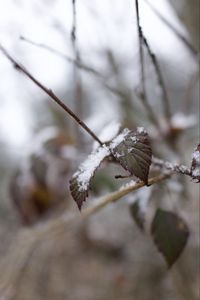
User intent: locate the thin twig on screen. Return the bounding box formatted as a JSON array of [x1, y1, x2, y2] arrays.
[[135, 0, 161, 130], [0, 43, 103, 146], [22, 173, 174, 240], [142, 34, 172, 122], [71, 0, 84, 146], [152, 157, 192, 177], [143, 0, 198, 57], [20, 36, 126, 99]]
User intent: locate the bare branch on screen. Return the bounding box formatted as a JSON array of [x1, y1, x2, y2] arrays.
[[141, 34, 172, 122], [20, 36, 127, 99], [135, 0, 161, 130], [144, 0, 198, 57], [152, 157, 192, 177], [0, 43, 103, 146]]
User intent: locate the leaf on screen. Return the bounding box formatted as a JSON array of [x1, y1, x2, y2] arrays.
[[190, 144, 200, 182], [70, 145, 110, 210], [151, 209, 189, 268], [110, 127, 152, 184], [129, 201, 145, 231]]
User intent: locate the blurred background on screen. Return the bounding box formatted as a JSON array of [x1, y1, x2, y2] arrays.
[[0, 0, 199, 299]]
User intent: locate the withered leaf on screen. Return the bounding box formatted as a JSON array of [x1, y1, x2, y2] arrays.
[[110, 127, 152, 184], [70, 145, 110, 210], [151, 209, 189, 268]]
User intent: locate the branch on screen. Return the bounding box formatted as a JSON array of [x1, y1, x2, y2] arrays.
[[70, 0, 84, 146], [144, 0, 198, 57], [152, 157, 192, 177], [20, 36, 127, 99], [0, 172, 172, 296], [22, 173, 173, 242], [141, 34, 172, 122], [0, 43, 103, 146], [135, 0, 161, 130]]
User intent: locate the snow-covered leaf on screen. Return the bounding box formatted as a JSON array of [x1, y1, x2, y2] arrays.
[[110, 127, 152, 184], [151, 209, 189, 268], [70, 145, 110, 210], [190, 144, 200, 182]]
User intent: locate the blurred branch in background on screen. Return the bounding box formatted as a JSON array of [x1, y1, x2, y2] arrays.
[[0, 43, 103, 146], [144, 0, 198, 57], [135, 0, 162, 131]]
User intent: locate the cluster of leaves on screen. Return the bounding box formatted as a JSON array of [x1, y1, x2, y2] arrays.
[[69, 127, 200, 268], [70, 127, 152, 209], [129, 143, 200, 267]]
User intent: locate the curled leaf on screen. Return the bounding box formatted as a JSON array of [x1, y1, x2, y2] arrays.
[[70, 146, 110, 210], [110, 127, 152, 184], [151, 209, 189, 268]]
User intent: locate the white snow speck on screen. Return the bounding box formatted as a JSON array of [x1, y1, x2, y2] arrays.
[[192, 168, 200, 177], [130, 136, 138, 143], [171, 113, 196, 129], [192, 150, 200, 164], [119, 180, 137, 191], [136, 127, 146, 134]]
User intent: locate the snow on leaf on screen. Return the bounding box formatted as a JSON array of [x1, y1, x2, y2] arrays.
[[110, 127, 152, 184], [70, 145, 110, 210], [151, 209, 189, 268], [191, 144, 200, 182]]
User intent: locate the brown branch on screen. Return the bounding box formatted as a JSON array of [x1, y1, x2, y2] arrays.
[[0, 43, 103, 146], [135, 0, 161, 130], [152, 157, 192, 177], [70, 0, 84, 146], [144, 0, 198, 57], [141, 34, 172, 122], [20, 36, 127, 99]]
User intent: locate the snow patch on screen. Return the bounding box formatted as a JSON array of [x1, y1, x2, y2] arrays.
[[171, 113, 196, 129], [109, 128, 130, 150], [136, 127, 146, 134], [73, 145, 110, 191]]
